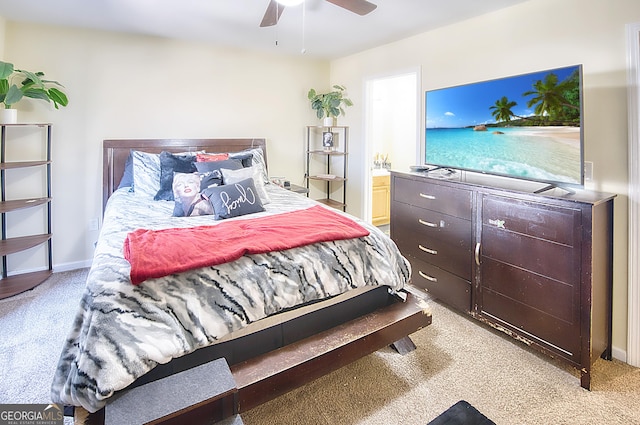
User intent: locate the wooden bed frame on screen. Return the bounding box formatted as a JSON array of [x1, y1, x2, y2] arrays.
[[80, 138, 433, 424]]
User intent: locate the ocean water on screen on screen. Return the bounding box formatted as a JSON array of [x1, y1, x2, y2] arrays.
[[425, 127, 581, 184]]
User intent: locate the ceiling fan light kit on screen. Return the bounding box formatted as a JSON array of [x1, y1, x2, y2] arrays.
[[261, 0, 377, 28]]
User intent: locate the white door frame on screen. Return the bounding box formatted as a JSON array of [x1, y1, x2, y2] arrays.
[[362, 69, 421, 223], [626, 22, 640, 367]]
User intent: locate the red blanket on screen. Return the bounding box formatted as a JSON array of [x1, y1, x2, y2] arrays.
[[123, 205, 370, 285]]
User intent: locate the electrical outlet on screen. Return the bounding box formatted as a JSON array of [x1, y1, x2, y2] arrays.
[[89, 218, 99, 231], [584, 161, 593, 182]]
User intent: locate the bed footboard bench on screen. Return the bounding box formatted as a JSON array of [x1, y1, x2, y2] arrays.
[[233, 291, 431, 413], [75, 291, 431, 424]]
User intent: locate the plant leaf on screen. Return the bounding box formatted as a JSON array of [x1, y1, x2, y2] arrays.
[[19, 70, 45, 88], [5, 85, 24, 106], [23, 88, 51, 102], [48, 87, 69, 107], [41, 78, 65, 87], [0, 61, 14, 80]]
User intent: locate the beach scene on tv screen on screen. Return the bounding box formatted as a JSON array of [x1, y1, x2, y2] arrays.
[[425, 65, 582, 184]]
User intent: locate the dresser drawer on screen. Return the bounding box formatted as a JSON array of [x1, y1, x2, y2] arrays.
[[482, 258, 578, 324], [393, 202, 472, 280], [481, 225, 578, 284], [392, 176, 472, 219], [409, 256, 471, 313], [482, 195, 579, 246], [481, 282, 580, 360]]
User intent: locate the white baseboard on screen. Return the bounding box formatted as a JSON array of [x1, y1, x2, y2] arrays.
[[612, 345, 626, 363], [53, 260, 92, 273], [6, 260, 91, 276]]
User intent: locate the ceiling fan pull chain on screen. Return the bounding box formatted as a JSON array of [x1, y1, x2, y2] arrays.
[[301, 1, 306, 54], [275, 2, 280, 46]]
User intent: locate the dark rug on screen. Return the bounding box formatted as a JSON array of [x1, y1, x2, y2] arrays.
[[428, 400, 496, 425]]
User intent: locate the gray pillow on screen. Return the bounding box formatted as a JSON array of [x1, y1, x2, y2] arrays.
[[117, 150, 134, 189], [203, 178, 265, 220]]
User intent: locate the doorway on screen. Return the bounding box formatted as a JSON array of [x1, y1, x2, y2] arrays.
[[363, 70, 420, 225], [626, 22, 640, 367]]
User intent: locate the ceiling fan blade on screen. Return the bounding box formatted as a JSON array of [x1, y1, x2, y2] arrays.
[[260, 0, 285, 27], [325, 0, 377, 16]]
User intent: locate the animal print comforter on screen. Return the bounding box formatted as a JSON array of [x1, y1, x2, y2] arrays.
[[50, 184, 410, 413]]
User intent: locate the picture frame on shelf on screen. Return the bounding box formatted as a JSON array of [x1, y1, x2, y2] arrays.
[[323, 131, 334, 151]]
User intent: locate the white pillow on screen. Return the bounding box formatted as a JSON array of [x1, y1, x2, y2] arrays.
[[221, 166, 271, 204], [132, 151, 161, 198], [229, 147, 269, 185]]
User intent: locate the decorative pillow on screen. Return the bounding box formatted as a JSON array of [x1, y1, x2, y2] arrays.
[[203, 178, 265, 220], [154, 151, 198, 201], [195, 158, 243, 190], [117, 150, 134, 189], [132, 150, 161, 198], [221, 166, 271, 204], [227, 152, 253, 168], [198, 169, 224, 191], [229, 147, 269, 184], [196, 152, 229, 162], [172, 172, 213, 217]]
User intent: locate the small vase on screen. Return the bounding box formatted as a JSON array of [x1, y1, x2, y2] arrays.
[[323, 116, 336, 127], [0, 109, 17, 124]]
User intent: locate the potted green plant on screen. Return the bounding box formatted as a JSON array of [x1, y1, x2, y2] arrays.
[[0, 60, 69, 124], [308, 84, 353, 126]]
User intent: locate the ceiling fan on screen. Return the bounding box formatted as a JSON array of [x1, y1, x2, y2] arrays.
[[260, 0, 377, 27]]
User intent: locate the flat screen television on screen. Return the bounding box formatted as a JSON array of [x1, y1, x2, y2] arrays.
[[424, 64, 584, 190]]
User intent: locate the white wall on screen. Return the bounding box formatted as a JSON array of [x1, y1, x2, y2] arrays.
[[1, 22, 329, 271], [330, 0, 640, 359], [0, 17, 5, 58]]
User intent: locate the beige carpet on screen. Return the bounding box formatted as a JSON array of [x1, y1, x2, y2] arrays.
[[241, 298, 640, 425], [2, 270, 639, 424]]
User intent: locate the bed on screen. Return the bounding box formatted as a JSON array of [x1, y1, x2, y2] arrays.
[[52, 138, 432, 424]]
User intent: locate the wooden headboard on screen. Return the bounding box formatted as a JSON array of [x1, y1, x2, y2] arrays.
[[102, 138, 267, 211]]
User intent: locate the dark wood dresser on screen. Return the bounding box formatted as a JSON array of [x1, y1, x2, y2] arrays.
[[390, 170, 616, 390]]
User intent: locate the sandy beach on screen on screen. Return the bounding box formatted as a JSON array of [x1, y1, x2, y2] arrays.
[[514, 126, 580, 146]]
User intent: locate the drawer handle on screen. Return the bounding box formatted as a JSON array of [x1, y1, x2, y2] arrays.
[[418, 271, 437, 282], [418, 218, 438, 228], [418, 244, 438, 255], [475, 242, 481, 266], [419, 193, 436, 200]]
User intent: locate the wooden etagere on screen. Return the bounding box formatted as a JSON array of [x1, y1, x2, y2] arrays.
[[304, 125, 348, 211], [0, 123, 53, 299]]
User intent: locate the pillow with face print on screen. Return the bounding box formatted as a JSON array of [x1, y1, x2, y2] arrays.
[[172, 172, 213, 217], [155, 151, 198, 201]]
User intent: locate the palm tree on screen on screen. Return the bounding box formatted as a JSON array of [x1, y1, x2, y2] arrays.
[[489, 96, 518, 123], [524, 72, 579, 122]]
